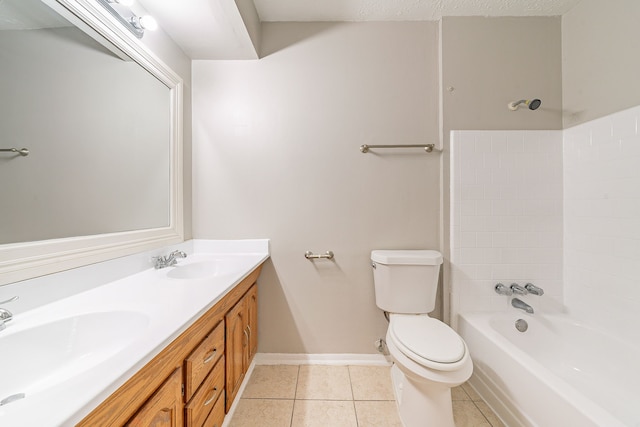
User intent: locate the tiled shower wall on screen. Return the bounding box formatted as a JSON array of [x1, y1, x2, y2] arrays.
[[564, 105, 640, 344], [451, 108, 640, 345], [450, 130, 564, 317]]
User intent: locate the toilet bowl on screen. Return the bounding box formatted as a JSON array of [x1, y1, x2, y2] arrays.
[[370, 250, 473, 427], [386, 314, 472, 427]]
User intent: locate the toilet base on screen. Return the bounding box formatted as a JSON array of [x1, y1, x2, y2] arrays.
[[391, 364, 456, 427]]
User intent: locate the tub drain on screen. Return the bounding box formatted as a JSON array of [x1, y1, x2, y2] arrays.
[[515, 319, 528, 332]]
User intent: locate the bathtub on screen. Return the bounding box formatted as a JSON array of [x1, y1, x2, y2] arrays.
[[458, 312, 639, 427]]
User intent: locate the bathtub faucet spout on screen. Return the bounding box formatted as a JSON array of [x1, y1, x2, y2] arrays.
[[512, 297, 534, 314]]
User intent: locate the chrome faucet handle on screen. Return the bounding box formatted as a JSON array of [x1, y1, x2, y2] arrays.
[[0, 307, 13, 331], [494, 283, 513, 296], [151, 256, 167, 269], [169, 250, 187, 258], [510, 283, 528, 295], [524, 283, 544, 296]]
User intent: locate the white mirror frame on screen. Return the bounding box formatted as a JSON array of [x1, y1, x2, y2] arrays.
[[0, 0, 184, 286]]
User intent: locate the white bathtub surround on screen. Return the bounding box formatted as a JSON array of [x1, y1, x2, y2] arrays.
[[450, 106, 640, 427], [564, 105, 640, 346], [458, 312, 634, 427], [450, 130, 564, 318], [0, 239, 269, 426]]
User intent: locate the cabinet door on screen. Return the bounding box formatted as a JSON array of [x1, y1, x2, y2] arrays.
[[246, 285, 258, 362], [225, 297, 247, 411], [126, 367, 183, 427]]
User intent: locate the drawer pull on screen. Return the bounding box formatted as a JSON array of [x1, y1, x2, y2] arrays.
[[203, 349, 217, 364], [204, 387, 218, 406], [243, 329, 249, 346]]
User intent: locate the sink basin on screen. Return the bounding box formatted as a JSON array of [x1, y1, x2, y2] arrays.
[[166, 254, 260, 280], [0, 311, 149, 399]]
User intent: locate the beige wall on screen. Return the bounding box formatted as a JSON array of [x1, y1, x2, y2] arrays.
[[193, 22, 440, 354], [442, 17, 563, 133], [562, 0, 640, 127]]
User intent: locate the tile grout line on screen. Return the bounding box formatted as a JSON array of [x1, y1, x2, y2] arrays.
[[347, 366, 360, 427], [289, 365, 300, 427], [471, 400, 495, 427]]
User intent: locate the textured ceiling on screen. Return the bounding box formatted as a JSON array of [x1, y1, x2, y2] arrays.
[[253, 0, 584, 22]]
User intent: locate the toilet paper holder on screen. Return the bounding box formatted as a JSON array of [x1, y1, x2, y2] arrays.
[[304, 251, 334, 260]]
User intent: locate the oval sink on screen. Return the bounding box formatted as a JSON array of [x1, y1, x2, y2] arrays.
[[0, 311, 149, 399], [167, 255, 259, 280]]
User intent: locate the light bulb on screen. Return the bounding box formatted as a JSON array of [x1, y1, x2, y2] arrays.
[[139, 15, 158, 31]]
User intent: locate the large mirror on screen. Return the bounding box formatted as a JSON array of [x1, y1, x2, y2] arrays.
[[0, 0, 183, 286]]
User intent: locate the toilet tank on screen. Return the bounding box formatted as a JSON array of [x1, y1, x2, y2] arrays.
[[371, 250, 443, 314]]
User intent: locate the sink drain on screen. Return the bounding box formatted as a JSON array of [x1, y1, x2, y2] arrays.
[[0, 393, 25, 406], [515, 319, 528, 333]]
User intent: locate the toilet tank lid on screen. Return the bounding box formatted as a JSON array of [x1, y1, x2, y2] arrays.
[[371, 250, 443, 265]]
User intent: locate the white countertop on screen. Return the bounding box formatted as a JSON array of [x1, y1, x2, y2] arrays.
[[0, 239, 270, 427]]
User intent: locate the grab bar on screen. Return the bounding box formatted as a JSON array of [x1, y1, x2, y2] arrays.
[[0, 148, 29, 156], [304, 251, 334, 260], [360, 144, 435, 153]]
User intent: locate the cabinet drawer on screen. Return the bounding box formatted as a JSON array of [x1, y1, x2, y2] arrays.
[[185, 356, 225, 427], [185, 321, 225, 400], [202, 390, 225, 427]]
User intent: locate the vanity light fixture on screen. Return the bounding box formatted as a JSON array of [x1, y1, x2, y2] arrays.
[[96, 0, 157, 39], [130, 15, 158, 32]]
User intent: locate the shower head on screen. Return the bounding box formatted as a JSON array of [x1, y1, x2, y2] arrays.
[[508, 99, 542, 111]]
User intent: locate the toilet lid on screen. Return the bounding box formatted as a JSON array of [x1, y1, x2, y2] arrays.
[[390, 315, 466, 364]]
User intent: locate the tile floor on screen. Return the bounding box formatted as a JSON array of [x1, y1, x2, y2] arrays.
[[227, 365, 505, 427]]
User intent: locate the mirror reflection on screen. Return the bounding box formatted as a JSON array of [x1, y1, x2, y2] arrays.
[[0, 0, 170, 245]]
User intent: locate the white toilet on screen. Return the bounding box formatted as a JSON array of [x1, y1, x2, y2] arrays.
[[371, 250, 472, 427]]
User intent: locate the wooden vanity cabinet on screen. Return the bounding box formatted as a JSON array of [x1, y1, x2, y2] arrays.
[[184, 321, 225, 427], [185, 355, 225, 427], [225, 284, 258, 411], [247, 285, 258, 362], [77, 264, 263, 427], [125, 368, 183, 427]]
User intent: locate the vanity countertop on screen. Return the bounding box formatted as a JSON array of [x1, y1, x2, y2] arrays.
[[0, 239, 269, 427]]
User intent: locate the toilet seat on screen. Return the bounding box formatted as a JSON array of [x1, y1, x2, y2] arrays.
[[388, 314, 468, 372]]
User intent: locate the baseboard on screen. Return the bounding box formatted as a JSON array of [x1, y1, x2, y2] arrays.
[[254, 353, 392, 366]]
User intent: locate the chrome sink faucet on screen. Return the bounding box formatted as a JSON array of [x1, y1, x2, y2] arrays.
[[512, 297, 534, 314], [0, 296, 18, 331], [152, 250, 187, 269]]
